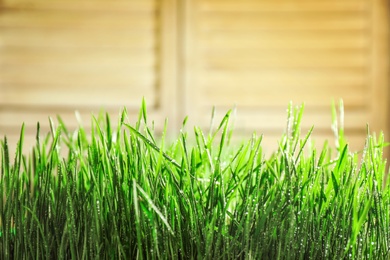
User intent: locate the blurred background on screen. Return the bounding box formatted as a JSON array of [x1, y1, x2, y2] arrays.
[[0, 0, 389, 154]]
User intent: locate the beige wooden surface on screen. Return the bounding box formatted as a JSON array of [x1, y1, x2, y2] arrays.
[[0, 0, 159, 109], [182, 0, 389, 154], [0, 0, 388, 156], [0, 0, 178, 154]]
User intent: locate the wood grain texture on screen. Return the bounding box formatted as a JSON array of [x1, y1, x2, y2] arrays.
[[0, 0, 163, 124], [0, 0, 176, 142], [0, 0, 388, 155], [183, 0, 384, 142], [2, 0, 156, 12]]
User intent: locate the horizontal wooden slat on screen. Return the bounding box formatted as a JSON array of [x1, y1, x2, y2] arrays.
[[201, 84, 366, 108], [0, 69, 156, 87], [0, 11, 157, 30], [0, 85, 156, 107], [200, 13, 368, 31], [200, 70, 369, 88], [200, 0, 367, 13], [2, 0, 157, 12], [0, 67, 156, 84], [200, 31, 369, 50], [0, 84, 155, 96], [202, 51, 368, 69], [1, 49, 156, 68], [0, 29, 156, 49]]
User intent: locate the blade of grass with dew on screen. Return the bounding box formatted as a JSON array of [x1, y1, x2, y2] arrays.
[[124, 123, 180, 169]]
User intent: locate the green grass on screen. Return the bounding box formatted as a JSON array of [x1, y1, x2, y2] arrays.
[[1, 100, 389, 259]]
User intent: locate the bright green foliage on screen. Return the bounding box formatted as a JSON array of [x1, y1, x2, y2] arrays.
[[0, 102, 389, 259]]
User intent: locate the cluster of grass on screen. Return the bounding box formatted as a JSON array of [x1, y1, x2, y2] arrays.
[[0, 100, 389, 259]]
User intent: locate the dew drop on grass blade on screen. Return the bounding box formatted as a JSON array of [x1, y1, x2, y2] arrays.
[[124, 123, 180, 169], [136, 182, 174, 235]]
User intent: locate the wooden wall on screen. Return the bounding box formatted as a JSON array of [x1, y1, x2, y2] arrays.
[[182, 0, 389, 152], [0, 0, 178, 152], [0, 0, 389, 154]]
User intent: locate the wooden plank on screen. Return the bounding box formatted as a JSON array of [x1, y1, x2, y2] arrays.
[[201, 81, 367, 98], [0, 69, 156, 86], [200, 13, 369, 31], [0, 65, 156, 81], [0, 68, 157, 86], [199, 31, 369, 50], [200, 70, 369, 88], [1, 49, 156, 68], [199, 0, 368, 13], [201, 84, 366, 108], [202, 51, 368, 69], [0, 11, 157, 30], [0, 85, 156, 107], [0, 29, 156, 49], [2, 0, 157, 12], [0, 83, 155, 95]]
